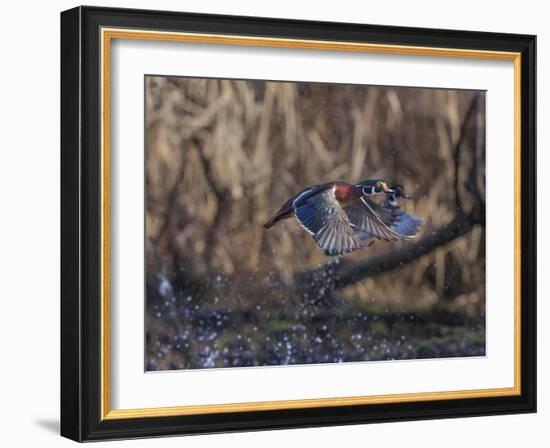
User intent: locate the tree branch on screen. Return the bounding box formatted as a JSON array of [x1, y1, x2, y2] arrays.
[[295, 208, 484, 293], [453, 96, 479, 213]]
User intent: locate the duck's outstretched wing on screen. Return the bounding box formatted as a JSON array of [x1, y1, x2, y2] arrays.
[[344, 197, 422, 242], [379, 195, 423, 238], [294, 188, 363, 256]]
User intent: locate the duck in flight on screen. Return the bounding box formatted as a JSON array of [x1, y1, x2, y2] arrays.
[[263, 179, 422, 256]]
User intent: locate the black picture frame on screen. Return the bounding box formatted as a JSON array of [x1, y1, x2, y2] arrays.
[[61, 5, 536, 442]]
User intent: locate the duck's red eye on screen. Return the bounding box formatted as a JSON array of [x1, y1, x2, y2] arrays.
[[375, 181, 381, 187]]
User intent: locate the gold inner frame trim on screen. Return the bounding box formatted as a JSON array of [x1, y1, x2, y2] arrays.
[[100, 27, 522, 421]]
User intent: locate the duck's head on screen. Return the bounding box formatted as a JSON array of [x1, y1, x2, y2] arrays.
[[390, 185, 411, 199], [385, 184, 411, 207], [357, 179, 393, 196]]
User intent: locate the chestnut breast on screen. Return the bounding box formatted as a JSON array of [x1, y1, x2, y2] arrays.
[[333, 183, 363, 205]]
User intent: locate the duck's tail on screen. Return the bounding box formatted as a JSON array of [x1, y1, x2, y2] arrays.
[[263, 213, 284, 229], [263, 207, 293, 229]]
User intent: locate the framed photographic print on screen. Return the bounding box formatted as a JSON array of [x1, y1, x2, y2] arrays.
[[60, 6, 536, 442]]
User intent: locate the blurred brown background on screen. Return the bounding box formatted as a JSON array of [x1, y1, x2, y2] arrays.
[[145, 76, 486, 370]]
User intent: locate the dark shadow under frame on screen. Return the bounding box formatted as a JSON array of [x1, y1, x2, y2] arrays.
[[61, 5, 536, 442]]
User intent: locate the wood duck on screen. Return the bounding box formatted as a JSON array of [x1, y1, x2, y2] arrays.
[[264, 180, 422, 256]]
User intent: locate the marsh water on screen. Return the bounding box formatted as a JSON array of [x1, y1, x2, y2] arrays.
[[145, 276, 485, 370]]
